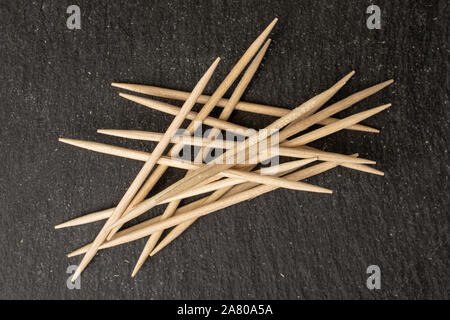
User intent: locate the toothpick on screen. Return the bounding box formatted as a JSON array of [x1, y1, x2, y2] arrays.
[[55, 136, 378, 229], [285, 104, 391, 147], [111, 84, 380, 134], [131, 39, 274, 275], [117, 76, 392, 258], [57, 143, 332, 233], [59, 74, 390, 239], [95, 129, 376, 164], [278, 80, 394, 144], [71, 156, 358, 256], [106, 19, 279, 241], [148, 81, 392, 256], [118, 93, 250, 136], [162, 158, 320, 203], [101, 77, 392, 255], [111, 83, 289, 116], [107, 71, 355, 232], [66, 149, 381, 258], [318, 117, 379, 133], [295, 146, 384, 176], [118, 92, 378, 134], [71, 57, 221, 281]]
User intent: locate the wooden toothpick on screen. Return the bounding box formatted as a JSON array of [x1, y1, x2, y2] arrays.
[[285, 104, 391, 147], [111, 84, 380, 134], [69, 156, 358, 256], [126, 78, 394, 257], [65, 158, 316, 257], [277, 80, 394, 144], [111, 83, 289, 116], [118, 93, 250, 135], [148, 82, 393, 256], [107, 71, 355, 232], [55, 13, 395, 274], [95, 129, 377, 164], [55, 136, 379, 230], [118, 92, 379, 134], [71, 57, 221, 281], [106, 19, 279, 242], [130, 39, 277, 276]]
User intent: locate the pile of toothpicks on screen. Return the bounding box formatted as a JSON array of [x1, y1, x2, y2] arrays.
[[57, 18, 393, 281]]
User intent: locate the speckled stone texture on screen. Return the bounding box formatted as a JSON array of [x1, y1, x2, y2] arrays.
[[0, 0, 448, 299]]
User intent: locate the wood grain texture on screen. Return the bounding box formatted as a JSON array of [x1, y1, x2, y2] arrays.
[[0, 0, 448, 299]]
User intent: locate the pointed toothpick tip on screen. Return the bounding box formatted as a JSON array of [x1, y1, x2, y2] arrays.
[[322, 187, 333, 194], [58, 137, 85, 148], [67, 250, 79, 258], [118, 92, 131, 99], [342, 70, 356, 83], [131, 252, 149, 278], [111, 82, 135, 91], [264, 18, 278, 32], [71, 269, 81, 283], [376, 79, 395, 90], [377, 103, 392, 112], [131, 266, 139, 278]]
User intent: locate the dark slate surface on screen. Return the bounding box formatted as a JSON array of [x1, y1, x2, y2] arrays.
[[0, 0, 448, 299]]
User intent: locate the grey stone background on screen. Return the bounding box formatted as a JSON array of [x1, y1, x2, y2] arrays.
[[0, 0, 448, 299]]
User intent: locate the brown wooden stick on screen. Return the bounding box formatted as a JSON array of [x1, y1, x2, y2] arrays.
[[71, 58, 221, 281], [67, 154, 347, 258], [148, 102, 391, 256], [106, 20, 278, 241], [68, 147, 384, 259], [117, 79, 395, 142], [300, 146, 384, 176], [111, 84, 379, 133], [95, 129, 375, 164], [278, 80, 394, 145], [117, 92, 378, 134], [69, 156, 357, 256], [131, 39, 275, 276], [60, 72, 358, 242], [114, 90, 393, 258], [59, 73, 393, 236], [58, 137, 372, 169], [56, 141, 331, 207], [111, 82, 289, 116], [107, 71, 355, 231], [55, 137, 379, 229], [285, 104, 391, 146], [118, 93, 250, 135], [318, 117, 379, 133], [163, 158, 320, 202]]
